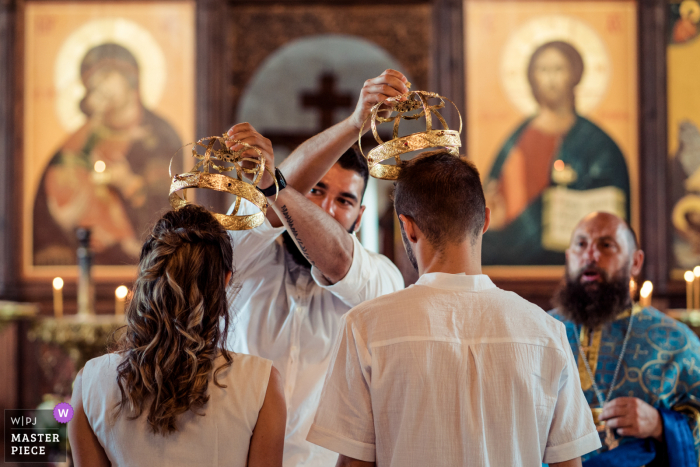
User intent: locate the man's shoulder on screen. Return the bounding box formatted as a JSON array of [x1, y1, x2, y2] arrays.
[[638, 307, 700, 344], [344, 285, 419, 321], [548, 308, 572, 326], [365, 248, 401, 273], [491, 288, 565, 329], [354, 239, 402, 274], [548, 306, 700, 339]]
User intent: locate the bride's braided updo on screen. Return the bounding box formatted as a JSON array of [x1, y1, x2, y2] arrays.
[[114, 204, 234, 435]]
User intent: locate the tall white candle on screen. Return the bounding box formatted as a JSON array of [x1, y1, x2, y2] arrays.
[[629, 278, 637, 302], [639, 281, 653, 308], [685, 271, 695, 310], [115, 286, 128, 316], [52, 277, 64, 318], [694, 267, 700, 309]]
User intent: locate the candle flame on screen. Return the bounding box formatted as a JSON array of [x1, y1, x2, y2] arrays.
[[52, 277, 64, 290], [685, 271, 695, 282], [94, 160, 106, 173], [694, 266, 700, 277], [115, 285, 128, 299], [640, 280, 653, 298]]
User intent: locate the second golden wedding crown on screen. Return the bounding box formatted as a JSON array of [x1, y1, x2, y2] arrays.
[[169, 135, 277, 230], [359, 89, 463, 180]]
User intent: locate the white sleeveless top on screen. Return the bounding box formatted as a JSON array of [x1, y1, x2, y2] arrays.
[[82, 352, 272, 467]]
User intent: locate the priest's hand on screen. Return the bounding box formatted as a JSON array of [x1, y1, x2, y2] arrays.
[[600, 397, 664, 441], [349, 69, 409, 132], [225, 122, 276, 190]]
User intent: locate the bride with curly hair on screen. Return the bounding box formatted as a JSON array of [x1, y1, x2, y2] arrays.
[[68, 204, 286, 466]]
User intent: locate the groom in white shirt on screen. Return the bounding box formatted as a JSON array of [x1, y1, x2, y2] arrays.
[[225, 70, 407, 467], [307, 152, 601, 467]]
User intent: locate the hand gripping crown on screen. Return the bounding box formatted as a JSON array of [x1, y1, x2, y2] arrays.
[[169, 135, 277, 230], [359, 90, 463, 180]]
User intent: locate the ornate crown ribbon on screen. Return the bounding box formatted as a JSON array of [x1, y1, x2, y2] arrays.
[[169, 135, 277, 230], [359, 90, 463, 180]]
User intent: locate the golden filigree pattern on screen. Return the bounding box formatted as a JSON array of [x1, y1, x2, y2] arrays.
[[169, 135, 277, 230], [358, 90, 463, 180]]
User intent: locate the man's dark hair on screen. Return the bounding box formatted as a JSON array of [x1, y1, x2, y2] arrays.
[[393, 152, 486, 247], [337, 145, 369, 201]]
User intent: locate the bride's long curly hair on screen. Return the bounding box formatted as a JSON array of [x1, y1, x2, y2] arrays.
[[114, 204, 234, 435]]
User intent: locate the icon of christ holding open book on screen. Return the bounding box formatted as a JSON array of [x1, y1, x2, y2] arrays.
[[482, 40, 630, 266]]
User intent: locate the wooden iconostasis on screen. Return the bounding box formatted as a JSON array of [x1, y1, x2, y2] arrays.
[[0, 0, 680, 313]]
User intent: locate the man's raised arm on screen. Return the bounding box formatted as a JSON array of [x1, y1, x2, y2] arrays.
[[224, 126, 362, 284], [271, 187, 354, 283], [277, 69, 408, 193], [227, 70, 408, 227]]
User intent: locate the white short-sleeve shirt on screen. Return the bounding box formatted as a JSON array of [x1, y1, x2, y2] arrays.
[[307, 272, 601, 466], [226, 201, 404, 467]]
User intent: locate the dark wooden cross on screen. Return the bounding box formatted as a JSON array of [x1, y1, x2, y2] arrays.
[[263, 71, 390, 152], [301, 72, 353, 130]]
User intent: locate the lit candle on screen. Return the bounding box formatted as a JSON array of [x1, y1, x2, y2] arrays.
[[115, 286, 128, 316], [686, 271, 695, 310], [52, 277, 64, 318], [639, 280, 653, 308], [694, 267, 700, 309], [629, 278, 637, 303]]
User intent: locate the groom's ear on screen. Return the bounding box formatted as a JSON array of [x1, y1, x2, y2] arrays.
[[398, 214, 419, 243], [482, 207, 491, 234]]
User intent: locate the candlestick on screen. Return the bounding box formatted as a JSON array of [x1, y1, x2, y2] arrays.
[[115, 286, 128, 316], [52, 277, 64, 318], [77, 228, 94, 315], [639, 280, 653, 308], [685, 271, 695, 310]]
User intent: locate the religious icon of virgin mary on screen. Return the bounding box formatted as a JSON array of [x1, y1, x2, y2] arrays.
[[32, 43, 183, 266], [482, 41, 631, 265]]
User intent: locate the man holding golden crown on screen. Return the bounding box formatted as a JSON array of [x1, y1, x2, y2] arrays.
[[549, 212, 700, 467], [306, 142, 601, 464], [223, 70, 408, 467]]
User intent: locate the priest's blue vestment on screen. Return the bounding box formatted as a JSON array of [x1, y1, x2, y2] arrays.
[[550, 306, 700, 466]]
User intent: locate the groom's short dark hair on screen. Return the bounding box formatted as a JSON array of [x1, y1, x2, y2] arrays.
[[393, 152, 486, 247]]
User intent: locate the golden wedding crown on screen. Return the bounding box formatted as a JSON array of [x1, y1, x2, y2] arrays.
[[169, 135, 277, 230], [359, 89, 463, 180]]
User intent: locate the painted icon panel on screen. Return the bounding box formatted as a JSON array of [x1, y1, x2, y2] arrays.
[[23, 2, 195, 279], [465, 1, 638, 275]]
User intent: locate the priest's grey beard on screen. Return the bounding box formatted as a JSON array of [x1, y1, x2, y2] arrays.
[[282, 215, 359, 270], [401, 226, 418, 272], [552, 265, 632, 329]]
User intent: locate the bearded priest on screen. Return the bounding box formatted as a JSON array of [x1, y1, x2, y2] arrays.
[[550, 211, 700, 467]]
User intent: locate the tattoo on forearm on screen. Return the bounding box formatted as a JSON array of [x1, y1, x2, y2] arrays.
[[280, 205, 316, 266]]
